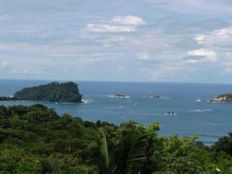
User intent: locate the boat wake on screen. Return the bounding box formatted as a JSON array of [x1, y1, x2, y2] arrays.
[[108, 95, 130, 99], [190, 109, 212, 113]]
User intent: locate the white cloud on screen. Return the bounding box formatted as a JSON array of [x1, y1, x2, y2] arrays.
[[194, 35, 206, 45], [112, 16, 145, 25], [87, 24, 135, 33], [213, 27, 232, 38], [86, 15, 145, 33], [10, 69, 42, 74], [192, 26, 232, 71], [187, 48, 217, 62], [195, 27, 232, 46]]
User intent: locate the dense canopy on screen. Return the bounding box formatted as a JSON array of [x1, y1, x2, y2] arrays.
[[0, 82, 82, 103], [0, 105, 231, 173]]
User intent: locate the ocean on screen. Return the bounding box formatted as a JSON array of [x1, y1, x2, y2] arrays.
[[1, 79, 232, 144]]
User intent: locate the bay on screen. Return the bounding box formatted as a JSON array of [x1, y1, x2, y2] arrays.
[[1, 79, 232, 144]]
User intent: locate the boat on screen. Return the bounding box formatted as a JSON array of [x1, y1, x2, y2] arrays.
[[151, 95, 170, 100], [151, 95, 161, 99], [165, 112, 176, 116]]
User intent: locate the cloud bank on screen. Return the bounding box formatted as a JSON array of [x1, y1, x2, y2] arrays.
[[0, 0, 232, 83]]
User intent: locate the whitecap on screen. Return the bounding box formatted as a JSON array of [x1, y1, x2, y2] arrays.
[[190, 109, 212, 113], [81, 99, 94, 104], [209, 123, 220, 126], [108, 95, 130, 99]]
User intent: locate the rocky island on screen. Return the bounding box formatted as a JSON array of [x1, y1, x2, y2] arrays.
[[209, 94, 232, 103], [114, 93, 127, 98], [0, 82, 82, 103]]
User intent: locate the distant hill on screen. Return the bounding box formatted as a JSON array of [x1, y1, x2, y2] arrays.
[[0, 82, 82, 103]]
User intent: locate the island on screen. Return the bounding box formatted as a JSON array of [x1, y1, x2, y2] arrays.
[[113, 93, 130, 99], [114, 93, 127, 98], [209, 94, 232, 103], [0, 82, 82, 103]]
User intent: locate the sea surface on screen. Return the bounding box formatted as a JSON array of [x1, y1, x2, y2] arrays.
[[1, 79, 232, 144]]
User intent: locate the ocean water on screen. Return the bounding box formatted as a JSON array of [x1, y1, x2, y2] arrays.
[[1, 79, 232, 144]]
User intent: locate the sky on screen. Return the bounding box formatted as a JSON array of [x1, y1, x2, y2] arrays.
[[0, 0, 232, 83]]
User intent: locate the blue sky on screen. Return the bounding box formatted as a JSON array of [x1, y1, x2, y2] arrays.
[[0, 0, 232, 83]]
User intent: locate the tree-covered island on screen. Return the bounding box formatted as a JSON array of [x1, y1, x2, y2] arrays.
[[0, 82, 82, 103]]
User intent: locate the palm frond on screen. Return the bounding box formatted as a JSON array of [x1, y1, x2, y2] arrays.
[[98, 128, 109, 174]]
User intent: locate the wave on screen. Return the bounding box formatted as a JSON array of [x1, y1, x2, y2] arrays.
[[57, 102, 79, 104], [190, 109, 212, 113], [107, 95, 131, 99], [209, 123, 220, 126], [81, 99, 94, 104], [195, 99, 202, 102], [208, 100, 228, 104]]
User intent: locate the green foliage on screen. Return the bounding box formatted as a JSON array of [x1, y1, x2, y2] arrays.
[[213, 132, 232, 156], [0, 105, 231, 173], [0, 82, 82, 102], [98, 129, 109, 174], [0, 144, 41, 174], [0, 105, 98, 173]]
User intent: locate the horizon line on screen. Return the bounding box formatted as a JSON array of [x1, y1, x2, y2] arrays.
[[0, 78, 232, 86]]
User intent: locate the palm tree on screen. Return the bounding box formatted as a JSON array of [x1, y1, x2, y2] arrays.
[[98, 128, 110, 174], [97, 127, 156, 174]]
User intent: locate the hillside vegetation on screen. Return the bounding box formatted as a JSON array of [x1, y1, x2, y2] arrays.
[[0, 105, 231, 173], [0, 82, 82, 103]]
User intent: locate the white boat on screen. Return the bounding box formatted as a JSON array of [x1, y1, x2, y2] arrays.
[[165, 112, 176, 116]]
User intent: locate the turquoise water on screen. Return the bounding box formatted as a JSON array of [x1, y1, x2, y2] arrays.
[[1, 79, 232, 144]]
